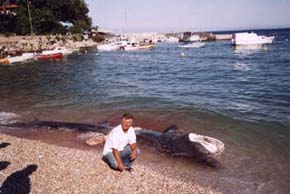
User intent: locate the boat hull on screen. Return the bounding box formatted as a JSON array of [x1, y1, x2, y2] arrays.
[[232, 32, 274, 46], [124, 44, 155, 51], [42, 47, 74, 55], [97, 45, 120, 51], [7, 53, 34, 64], [36, 53, 63, 60], [179, 42, 206, 48], [97, 42, 125, 51], [0, 58, 9, 65]]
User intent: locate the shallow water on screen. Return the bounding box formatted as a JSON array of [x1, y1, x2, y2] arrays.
[[1, 28, 290, 193]]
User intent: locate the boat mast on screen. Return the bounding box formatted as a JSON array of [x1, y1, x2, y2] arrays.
[[121, 10, 127, 39], [27, 0, 33, 35]]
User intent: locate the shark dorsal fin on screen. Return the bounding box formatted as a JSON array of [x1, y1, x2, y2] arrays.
[[163, 124, 178, 133]]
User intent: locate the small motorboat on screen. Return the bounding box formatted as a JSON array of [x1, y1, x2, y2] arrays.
[[41, 47, 74, 55], [0, 57, 9, 65], [36, 52, 63, 61], [188, 35, 200, 42], [164, 36, 179, 43], [179, 42, 206, 48], [232, 32, 274, 46], [97, 42, 125, 51], [121, 42, 155, 51], [7, 53, 35, 64]]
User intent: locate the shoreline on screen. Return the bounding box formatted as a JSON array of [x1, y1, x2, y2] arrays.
[[0, 133, 219, 194], [0, 34, 97, 56], [1, 109, 290, 194]]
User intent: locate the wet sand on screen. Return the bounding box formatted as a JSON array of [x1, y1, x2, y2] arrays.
[[0, 132, 219, 194]]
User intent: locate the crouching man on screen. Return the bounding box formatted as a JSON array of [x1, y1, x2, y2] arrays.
[[102, 113, 139, 172]]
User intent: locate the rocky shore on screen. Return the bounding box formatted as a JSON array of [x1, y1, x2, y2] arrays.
[[0, 34, 97, 56], [0, 133, 219, 194]]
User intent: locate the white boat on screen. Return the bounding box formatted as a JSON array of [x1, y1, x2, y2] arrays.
[[7, 53, 35, 64], [98, 40, 154, 51], [179, 42, 206, 48], [42, 47, 74, 55], [164, 36, 179, 43], [232, 32, 274, 46], [121, 41, 155, 51], [188, 34, 200, 42], [97, 42, 125, 51]]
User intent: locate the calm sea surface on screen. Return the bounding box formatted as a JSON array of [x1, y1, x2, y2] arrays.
[[1, 29, 290, 193]]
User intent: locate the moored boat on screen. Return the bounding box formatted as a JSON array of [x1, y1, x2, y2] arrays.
[[164, 36, 179, 43], [7, 53, 35, 64], [121, 42, 155, 51], [42, 47, 74, 55], [98, 40, 155, 51], [36, 52, 63, 60], [188, 34, 201, 42], [0, 57, 9, 65], [179, 42, 206, 48], [232, 32, 274, 46], [97, 42, 125, 51]]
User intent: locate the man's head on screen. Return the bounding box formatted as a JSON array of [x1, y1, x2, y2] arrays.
[[121, 113, 134, 131]]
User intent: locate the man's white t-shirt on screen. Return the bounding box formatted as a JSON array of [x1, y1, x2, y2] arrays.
[[103, 124, 136, 155]]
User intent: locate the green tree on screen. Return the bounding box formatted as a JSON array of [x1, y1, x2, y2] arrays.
[[0, 0, 92, 35]]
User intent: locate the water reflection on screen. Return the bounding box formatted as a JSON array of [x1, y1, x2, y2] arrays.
[[233, 44, 268, 56], [233, 62, 252, 71]]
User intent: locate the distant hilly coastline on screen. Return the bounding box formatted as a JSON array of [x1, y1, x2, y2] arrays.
[[211, 27, 290, 35]]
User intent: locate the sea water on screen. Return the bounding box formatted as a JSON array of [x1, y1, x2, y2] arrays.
[[0, 28, 290, 193]]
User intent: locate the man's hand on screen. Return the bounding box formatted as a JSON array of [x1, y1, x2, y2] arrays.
[[118, 162, 125, 171], [113, 148, 125, 172], [130, 149, 137, 161], [129, 143, 138, 161]]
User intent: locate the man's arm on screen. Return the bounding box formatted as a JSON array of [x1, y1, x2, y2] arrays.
[[129, 143, 138, 160], [112, 148, 125, 171]]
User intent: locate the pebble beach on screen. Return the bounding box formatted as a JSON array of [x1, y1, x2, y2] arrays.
[[0, 133, 219, 194]]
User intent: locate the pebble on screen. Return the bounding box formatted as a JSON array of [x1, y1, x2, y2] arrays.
[[0, 134, 220, 194]]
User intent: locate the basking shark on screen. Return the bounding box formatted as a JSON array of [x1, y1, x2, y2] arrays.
[[0, 120, 224, 168], [135, 125, 224, 168]]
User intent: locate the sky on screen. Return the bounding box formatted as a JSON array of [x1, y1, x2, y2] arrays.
[[85, 0, 290, 33]]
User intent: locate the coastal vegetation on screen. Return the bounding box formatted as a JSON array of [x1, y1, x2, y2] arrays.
[[0, 0, 92, 35]]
